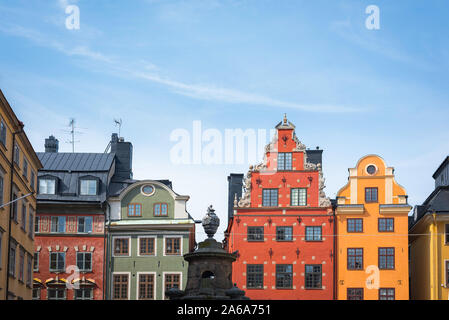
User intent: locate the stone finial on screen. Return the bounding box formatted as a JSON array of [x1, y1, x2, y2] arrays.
[[202, 205, 220, 239], [283, 113, 287, 124], [233, 193, 238, 207]]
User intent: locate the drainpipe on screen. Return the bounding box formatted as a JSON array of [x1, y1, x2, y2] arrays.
[[333, 204, 337, 300], [431, 212, 438, 300], [104, 201, 111, 300], [5, 123, 24, 299]]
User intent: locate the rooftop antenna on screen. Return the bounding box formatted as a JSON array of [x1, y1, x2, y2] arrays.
[[114, 118, 122, 138], [62, 118, 83, 152]]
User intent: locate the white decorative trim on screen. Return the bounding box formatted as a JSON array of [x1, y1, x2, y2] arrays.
[[140, 184, 156, 197], [162, 235, 183, 257], [90, 246, 95, 252], [137, 236, 157, 257], [365, 163, 378, 176], [82, 245, 87, 251], [111, 272, 131, 300], [56, 245, 60, 251], [162, 271, 183, 300], [74, 246, 79, 252], [136, 272, 157, 300], [112, 236, 132, 257], [63, 246, 68, 252], [47, 246, 52, 252], [36, 246, 41, 252]]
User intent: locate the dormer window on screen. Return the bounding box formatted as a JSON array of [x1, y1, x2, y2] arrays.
[[39, 178, 56, 195], [80, 179, 98, 196]]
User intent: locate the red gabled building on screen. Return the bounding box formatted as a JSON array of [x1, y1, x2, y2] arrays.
[[225, 115, 334, 300]]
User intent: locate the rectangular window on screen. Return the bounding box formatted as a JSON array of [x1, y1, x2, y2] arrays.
[[164, 274, 180, 298], [347, 218, 363, 233], [379, 248, 395, 270], [128, 203, 142, 217], [26, 254, 32, 287], [28, 207, 34, 238], [76, 252, 92, 272], [35, 216, 40, 233], [138, 274, 155, 300], [276, 226, 293, 241], [47, 288, 66, 300], [305, 226, 322, 241], [446, 261, 449, 287], [347, 248, 363, 270], [39, 178, 56, 195], [9, 243, 16, 277], [278, 152, 292, 171], [379, 218, 394, 232], [247, 226, 264, 242], [154, 203, 168, 216], [51, 216, 66, 233], [21, 203, 27, 231], [165, 237, 181, 255], [113, 274, 129, 300], [30, 171, 35, 191], [74, 288, 93, 300], [262, 189, 278, 207], [305, 265, 322, 289], [32, 288, 40, 300], [139, 238, 155, 256], [291, 188, 307, 206], [113, 238, 129, 256], [0, 175, 3, 205], [365, 187, 378, 203], [12, 193, 18, 223], [80, 179, 97, 195], [0, 231, 2, 267], [14, 143, 20, 166], [33, 252, 39, 272], [276, 264, 293, 289], [379, 288, 395, 300], [19, 249, 25, 282], [49, 252, 65, 272], [23, 157, 28, 180], [246, 264, 263, 289], [347, 288, 364, 300], [0, 119, 6, 146], [78, 216, 93, 233]]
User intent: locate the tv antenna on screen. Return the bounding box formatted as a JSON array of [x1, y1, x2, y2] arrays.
[[61, 118, 84, 152], [114, 118, 122, 137]]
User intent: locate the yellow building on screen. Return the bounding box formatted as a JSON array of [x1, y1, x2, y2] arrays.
[[335, 155, 411, 300], [409, 156, 449, 300], [0, 89, 42, 300]]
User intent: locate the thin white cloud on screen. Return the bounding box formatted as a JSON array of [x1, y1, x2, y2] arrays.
[[0, 23, 360, 113]]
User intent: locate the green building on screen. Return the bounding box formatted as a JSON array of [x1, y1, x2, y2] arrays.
[[105, 180, 196, 300]]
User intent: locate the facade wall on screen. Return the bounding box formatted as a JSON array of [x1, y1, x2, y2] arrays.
[[34, 213, 105, 300], [336, 155, 410, 300], [0, 90, 41, 300], [226, 118, 334, 300], [108, 180, 195, 300]]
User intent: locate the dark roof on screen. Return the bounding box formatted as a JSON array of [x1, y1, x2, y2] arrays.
[[37, 152, 115, 172], [37, 152, 116, 205], [433, 156, 449, 179], [409, 186, 449, 229]]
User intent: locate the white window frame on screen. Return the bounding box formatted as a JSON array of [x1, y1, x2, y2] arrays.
[[74, 287, 94, 300], [162, 271, 183, 300], [49, 252, 66, 272], [137, 236, 157, 257], [80, 179, 97, 196], [163, 235, 183, 256], [76, 252, 93, 272], [112, 236, 131, 257], [136, 272, 157, 300], [77, 216, 93, 233], [47, 287, 66, 300], [33, 252, 39, 272], [38, 178, 56, 195], [111, 272, 131, 300]]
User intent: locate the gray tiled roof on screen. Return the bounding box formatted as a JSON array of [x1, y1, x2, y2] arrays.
[[37, 152, 115, 172]]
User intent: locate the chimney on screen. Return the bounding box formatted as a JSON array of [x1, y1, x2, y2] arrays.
[[227, 174, 244, 220], [45, 135, 59, 153], [110, 133, 133, 180]]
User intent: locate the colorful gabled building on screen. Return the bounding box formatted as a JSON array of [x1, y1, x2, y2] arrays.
[[106, 180, 196, 300], [225, 115, 334, 300], [335, 155, 411, 300], [409, 156, 449, 300], [33, 133, 132, 300]]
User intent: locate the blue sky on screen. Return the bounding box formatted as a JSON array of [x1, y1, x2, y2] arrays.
[[0, 0, 448, 240]]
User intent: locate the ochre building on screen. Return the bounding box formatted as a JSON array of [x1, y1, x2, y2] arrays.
[[335, 155, 411, 300]]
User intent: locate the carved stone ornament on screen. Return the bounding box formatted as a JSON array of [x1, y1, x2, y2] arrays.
[[237, 171, 252, 208], [202, 205, 220, 239]]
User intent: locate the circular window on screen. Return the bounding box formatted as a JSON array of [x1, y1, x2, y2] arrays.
[[366, 165, 377, 175], [141, 184, 155, 196]]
